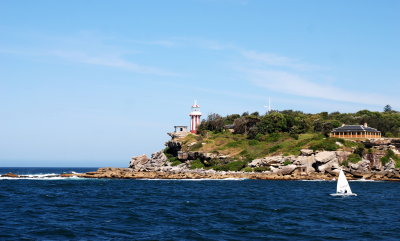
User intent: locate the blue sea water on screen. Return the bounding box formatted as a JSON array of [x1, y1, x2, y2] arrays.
[[0, 168, 399, 240]]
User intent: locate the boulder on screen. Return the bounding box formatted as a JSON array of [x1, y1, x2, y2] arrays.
[[151, 151, 167, 163], [335, 141, 344, 147], [315, 151, 336, 163], [300, 149, 314, 156], [281, 164, 297, 175], [248, 156, 285, 167], [325, 168, 340, 176], [335, 151, 352, 163], [129, 154, 150, 170], [274, 164, 297, 175], [293, 156, 316, 173], [318, 158, 339, 173], [350, 159, 371, 174], [129, 153, 168, 172], [347, 159, 371, 177]]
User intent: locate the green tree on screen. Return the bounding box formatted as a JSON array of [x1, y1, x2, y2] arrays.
[[224, 114, 241, 124], [233, 115, 260, 135], [256, 112, 287, 134], [321, 121, 334, 137], [198, 113, 225, 133], [384, 105, 392, 113]]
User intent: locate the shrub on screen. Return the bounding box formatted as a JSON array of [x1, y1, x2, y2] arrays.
[[266, 133, 281, 142], [283, 160, 292, 166], [214, 161, 246, 172], [310, 134, 325, 141], [164, 147, 175, 158], [190, 159, 205, 169], [310, 138, 338, 151], [381, 156, 390, 166], [255, 133, 266, 141], [348, 153, 361, 163], [190, 142, 203, 151], [335, 138, 345, 144], [238, 150, 256, 162], [254, 166, 271, 172], [225, 141, 241, 148], [354, 146, 365, 156], [171, 160, 182, 166], [248, 139, 259, 146], [268, 144, 282, 153], [381, 149, 400, 166], [242, 167, 253, 172], [289, 133, 299, 140]]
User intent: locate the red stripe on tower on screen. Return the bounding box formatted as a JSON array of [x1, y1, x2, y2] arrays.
[[189, 100, 202, 134]]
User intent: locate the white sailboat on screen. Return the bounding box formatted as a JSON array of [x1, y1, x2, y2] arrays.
[[330, 169, 357, 196]]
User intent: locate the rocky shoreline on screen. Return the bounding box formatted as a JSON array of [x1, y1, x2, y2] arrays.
[[76, 167, 400, 181], [2, 166, 399, 181]]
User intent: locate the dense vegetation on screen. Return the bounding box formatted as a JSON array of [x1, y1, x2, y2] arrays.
[[198, 106, 400, 138]]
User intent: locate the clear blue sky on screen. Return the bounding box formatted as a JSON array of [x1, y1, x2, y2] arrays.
[[1, 0, 399, 167]]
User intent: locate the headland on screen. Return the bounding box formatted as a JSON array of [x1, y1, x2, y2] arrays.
[[4, 109, 400, 181]]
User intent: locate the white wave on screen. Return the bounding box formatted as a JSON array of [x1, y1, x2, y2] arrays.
[[300, 179, 331, 182], [138, 178, 247, 181], [349, 179, 377, 182], [0, 174, 83, 180]]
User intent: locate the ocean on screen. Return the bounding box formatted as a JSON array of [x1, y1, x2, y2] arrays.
[[0, 167, 399, 240]]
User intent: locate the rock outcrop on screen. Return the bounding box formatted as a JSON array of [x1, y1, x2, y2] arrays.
[[129, 151, 168, 172], [1, 172, 18, 177], [349, 159, 371, 175], [315, 151, 336, 163]]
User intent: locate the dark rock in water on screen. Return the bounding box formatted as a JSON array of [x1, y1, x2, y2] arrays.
[[1, 172, 18, 177], [60, 173, 76, 177]]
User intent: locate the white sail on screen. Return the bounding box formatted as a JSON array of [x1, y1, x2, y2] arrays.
[[336, 170, 352, 194]]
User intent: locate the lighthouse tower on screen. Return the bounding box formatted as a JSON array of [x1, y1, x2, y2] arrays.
[[189, 100, 202, 133]]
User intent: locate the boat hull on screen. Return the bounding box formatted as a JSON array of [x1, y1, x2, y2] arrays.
[[330, 193, 357, 196]]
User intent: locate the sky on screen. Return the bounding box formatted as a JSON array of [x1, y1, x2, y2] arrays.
[[0, 0, 399, 167]]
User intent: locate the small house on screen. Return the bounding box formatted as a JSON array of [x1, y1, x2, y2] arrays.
[[330, 123, 381, 139], [174, 126, 188, 133]]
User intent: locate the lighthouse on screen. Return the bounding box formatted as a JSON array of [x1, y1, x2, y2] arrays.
[[189, 100, 202, 133]]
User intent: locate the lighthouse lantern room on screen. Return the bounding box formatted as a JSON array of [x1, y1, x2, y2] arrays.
[[189, 100, 202, 133]]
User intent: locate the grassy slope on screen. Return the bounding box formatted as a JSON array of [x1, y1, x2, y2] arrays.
[[177, 131, 358, 162]]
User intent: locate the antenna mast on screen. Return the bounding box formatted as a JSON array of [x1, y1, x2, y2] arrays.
[[264, 97, 272, 114]]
